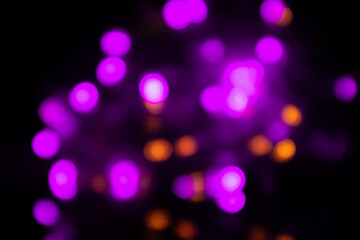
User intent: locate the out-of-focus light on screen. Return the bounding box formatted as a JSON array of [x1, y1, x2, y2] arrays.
[[96, 57, 126, 86], [248, 135, 272, 156], [200, 85, 224, 113], [255, 36, 283, 63], [272, 139, 296, 162], [334, 75, 358, 102], [144, 101, 165, 114], [276, 234, 295, 240], [267, 121, 290, 143], [109, 160, 140, 200], [38, 98, 76, 139], [144, 139, 172, 162], [200, 38, 225, 63], [69, 82, 99, 113], [31, 129, 60, 159], [260, 0, 285, 24], [172, 175, 195, 199], [162, 0, 192, 30], [225, 88, 249, 115], [216, 190, 246, 213], [217, 166, 246, 192], [174, 135, 198, 157], [190, 171, 205, 202], [33, 198, 60, 226], [277, 7, 293, 27], [139, 73, 169, 104], [281, 104, 302, 126], [188, 0, 208, 24], [92, 173, 107, 194], [249, 226, 268, 240], [49, 159, 78, 200], [100, 30, 131, 56], [144, 209, 171, 231], [174, 220, 198, 240], [144, 116, 163, 132]]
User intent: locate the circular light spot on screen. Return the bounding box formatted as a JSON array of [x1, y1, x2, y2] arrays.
[[96, 57, 126, 86], [100, 30, 131, 56], [31, 129, 60, 159], [69, 82, 99, 113]]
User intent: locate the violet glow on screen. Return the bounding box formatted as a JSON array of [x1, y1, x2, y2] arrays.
[[255, 36, 283, 63], [32, 198, 60, 226], [188, 0, 208, 24], [109, 160, 140, 200], [200, 38, 225, 63], [139, 73, 169, 104], [100, 30, 131, 56], [172, 175, 195, 199], [216, 191, 246, 214], [31, 129, 60, 159], [200, 86, 224, 114], [49, 160, 78, 200], [69, 82, 99, 113], [96, 56, 127, 86], [267, 121, 290, 143], [334, 75, 358, 102], [162, 0, 192, 30], [217, 166, 246, 193], [260, 0, 285, 24]]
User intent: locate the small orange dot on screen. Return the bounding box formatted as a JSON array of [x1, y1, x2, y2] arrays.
[[248, 135, 273, 156], [144, 209, 171, 231], [277, 7, 293, 27], [281, 104, 302, 126], [174, 135, 198, 157], [144, 139, 172, 162], [175, 220, 198, 240], [272, 139, 296, 163], [144, 101, 164, 115], [276, 233, 295, 240]]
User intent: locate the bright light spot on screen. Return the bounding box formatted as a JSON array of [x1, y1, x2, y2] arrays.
[[277, 7, 293, 27], [144, 209, 171, 231], [216, 191, 246, 214], [32, 198, 60, 226], [172, 175, 195, 199], [248, 135, 272, 156], [31, 129, 60, 159], [139, 73, 169, 103], [100, 30, 131, 56], [260, 0, 285, 24], [175, 220, 198, 240], [174, 135, 198, 157], [188, 0, 208, 24], [49, 159, 78, 200], [281, 104, 302, 126], [256, 36, 283, 63], [272, 139, 296, 162], [96, 56, 126, 86], [334, 75, 358, 102], [144, 139, 172, 162], [217, 166, 246, 192], [226, 88, 249, 112], [69, 82, 99, 113], [200, 38, 225, 63], [162, 1, 192, 30], [200, 85, 224, 113], [144, 101, 165, 114]]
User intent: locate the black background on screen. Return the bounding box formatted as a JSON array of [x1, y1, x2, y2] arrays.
[[1, 0, 359, 239]]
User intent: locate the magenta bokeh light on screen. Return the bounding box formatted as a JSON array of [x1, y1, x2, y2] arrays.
[[255, 36, 283, 63], [100, 30, 131, 56], [334, 75, 358, 102], [200, 38, 225, 63], [31, 129, 60, 159], [188, 0, 208, 24], [109, 160, 140, 200], [217, 166, 246, 193], [225, 88, 249, 116], [216, 191, 246, 214], [139, 73, 169, 103], [33, 198, 60, 226], [260, 0, 285, 24], [162, 0, 192, 30], [267, 121, 290, 143], [96, 56, 127, 86], [49, 160, 78, 200], [200, 86, 224, 114], [172, 175, 195, 199], [69, 82, 99, 113]]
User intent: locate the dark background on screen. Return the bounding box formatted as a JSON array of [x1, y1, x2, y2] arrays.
[[1, 0, 358, 239]]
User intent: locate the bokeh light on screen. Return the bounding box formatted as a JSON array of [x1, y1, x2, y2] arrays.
[[190, 171, 205, 202], [277, 7, 293, 27], [188, 0, 208, 23], [139, 73, 169, 104], [49, 159, 78, 200], [31, 129, 60, 159], [200, 38, 225, 63], [144, 139, 172, 162], [174, 135, 198, 157], [172, 175, 195, 199], [272, 139, 296, 162], [32, 198, 60, 226], [100, 29, 131, 56], [225, 88, 249, 116], [260, 0, 285, 24], [174, 220, 198, 240], [217, 166, 246, 192], [144, 209, 171, 231], [255, 36, 283, 63], [281, 104, 302, 126], [69, 82, 99, 113], [109, 160, 140, 200], [200, 85, 224, 114], [248, 135, 273, 156], [334, 75, 358, 102], [162, 0, 191, 30], [144, 101, 165, 114], [248, 226, 268, 240], [216, 190, 246, 214], [96, 56, 126, 86]]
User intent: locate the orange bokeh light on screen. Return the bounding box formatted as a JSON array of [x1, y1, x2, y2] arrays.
[[190, 171, 205, 202], [144, 139, 172, 162], [281, 104, 302, 126], [144, 101, 164, 115], [248, 135, 273, 156], [144, 116, 162, 132], [276, 234, 295, 240], [92, 173, 107, 193], [248, 226, 267, 240], [174, 135, 198, 157], [272, 139, 296, 162], [144, 209, 171, 231], [277, 7, 293, 27], [175, 220, 198, 240]]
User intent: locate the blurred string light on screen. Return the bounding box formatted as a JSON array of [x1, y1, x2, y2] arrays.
[[144, 209, 171, 231], [100, 29, 131, 56], [200, 38, 225, 63], [174, 219, 198, 240], [334, 75, 358, 102], [281, 104, 302, 126], [96, 56, 127, 86], [69, 82, 99, 113], [144, 101, 165, 114], [174, 135, 199, 157], [248, 134, 273, 156], [144, 138, 172, 162], [255, 36, 284, 63], [272, 139, 296, 162], [31, 129, 60, 159], [49, 159, 78, 200], [32, 198, 60, 226], [139, 73, 169, 104]]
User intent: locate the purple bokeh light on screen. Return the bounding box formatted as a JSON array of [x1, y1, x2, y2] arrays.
[[260, 0, 285, 24], [225, 88, 249, 117], [31, 129, 61, 159], [69, 82, 99, 113], [267, 121, 290, 143], [188, 0, 208, 24], [172, 174, 195, 199], [216, 166, 246, 193], [255, 36, 283, 63], [100, 30, 131, 56], [200, 38, 225, 63], [109, 160, 140, 200], [49, 160, 78, 200], [139, 73, 169, 103], [200, 86, 224, 114], [32, 198, 60, 226], [162, 0, 192, 30], [216, 191, 246, 214], [96, 56, 127, 86], [334, 75, 358, 102]]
